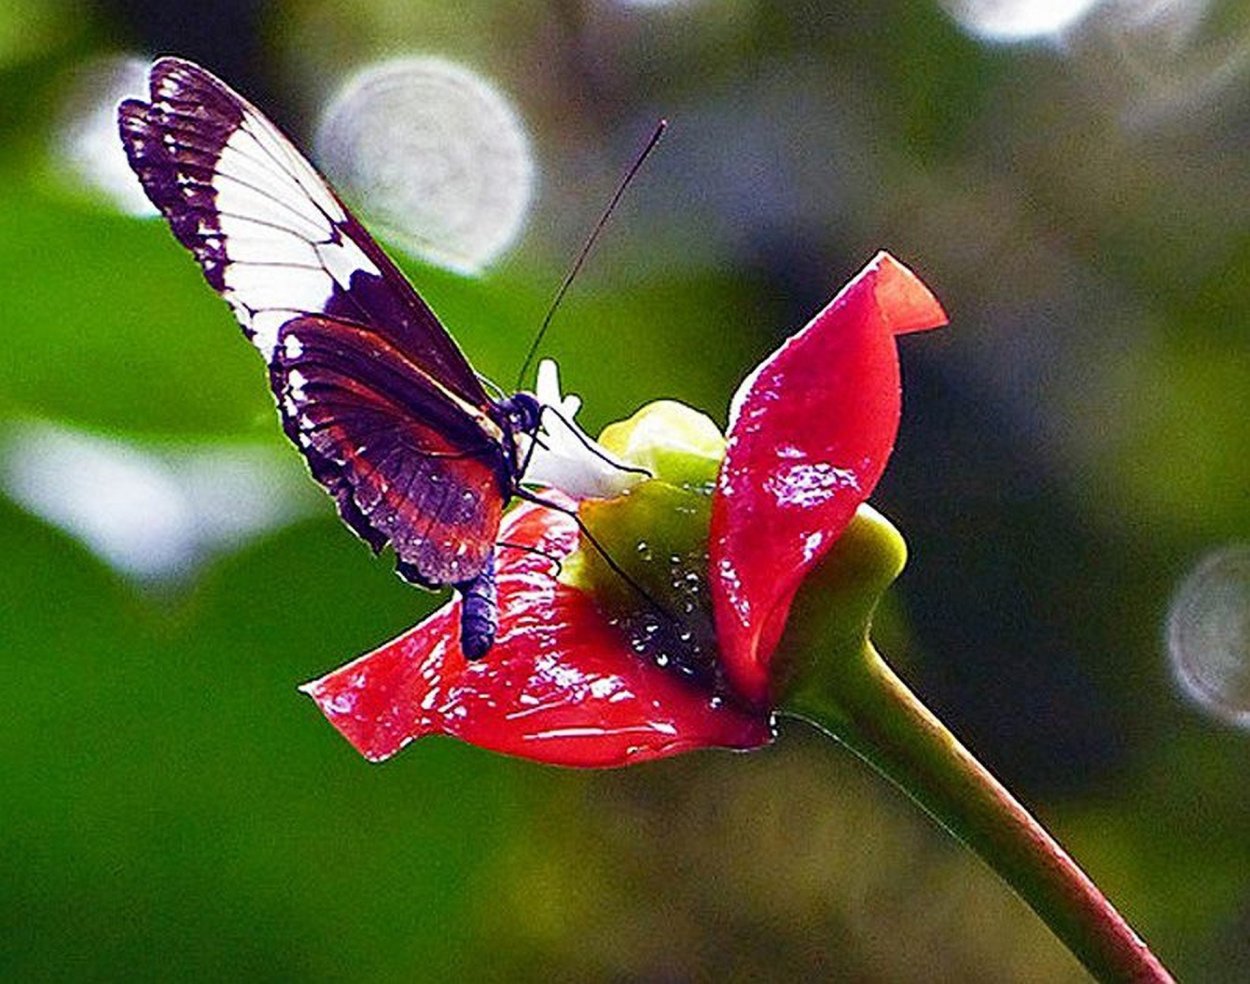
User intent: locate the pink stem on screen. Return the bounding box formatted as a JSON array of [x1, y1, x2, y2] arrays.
[[783, 643, 1174, 983]]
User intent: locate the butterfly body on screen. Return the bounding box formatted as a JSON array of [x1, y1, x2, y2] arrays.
[[118, 57, 540, 657]]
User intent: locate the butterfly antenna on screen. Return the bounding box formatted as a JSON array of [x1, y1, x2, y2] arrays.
[[497, 539, 564, 578], [514, 118, 668, 391]]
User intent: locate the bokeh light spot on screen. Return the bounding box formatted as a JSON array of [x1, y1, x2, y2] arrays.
[[1, 421, 316, 583], [615, 0, 697, 8], [939, 0, 1102, 42], [54, 53, 158, 216], [1167, 545, 1250, 728], [315, 56, 534, 275]]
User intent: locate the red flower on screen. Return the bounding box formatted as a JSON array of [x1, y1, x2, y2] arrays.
[[303, 252, 947, 766]]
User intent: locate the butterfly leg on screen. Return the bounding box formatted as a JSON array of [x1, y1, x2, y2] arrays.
[[456, 553, 498, 659]]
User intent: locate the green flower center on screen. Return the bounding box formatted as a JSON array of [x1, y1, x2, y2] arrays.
[[562, 401, 728, 690]]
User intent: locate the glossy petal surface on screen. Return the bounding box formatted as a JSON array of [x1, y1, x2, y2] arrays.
[[304, 502, 772, 767], [710, 252, 947, 703]]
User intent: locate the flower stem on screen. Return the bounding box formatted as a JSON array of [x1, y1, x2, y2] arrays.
[[782, 643, 1174, 983]]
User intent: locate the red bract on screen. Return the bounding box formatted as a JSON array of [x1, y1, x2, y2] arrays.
[[304, 251, 946, 767], [711, 251, 947, 704], [302, 500, 770, 766]]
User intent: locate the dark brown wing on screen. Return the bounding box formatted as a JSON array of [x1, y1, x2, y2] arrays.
[[117, 56, 489, 407], [117, 57, 512, 586], [273, 314, 507, 587]]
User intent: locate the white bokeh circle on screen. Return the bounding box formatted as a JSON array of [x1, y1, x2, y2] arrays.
[[56, 53, 158, 216], [1167, 545, 1250, 729], [938, 0, 1103, 42], [315, 56, 535, 275]]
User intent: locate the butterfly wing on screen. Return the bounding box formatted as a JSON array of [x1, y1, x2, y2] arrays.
[[274, 314, 507, 587], [118, 57, 508, 586]]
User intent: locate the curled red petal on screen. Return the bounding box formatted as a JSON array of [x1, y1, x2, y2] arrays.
[[303, 502, 772, 767], [710, 252, 947, 704]]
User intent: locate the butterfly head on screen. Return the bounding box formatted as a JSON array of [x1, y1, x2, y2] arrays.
[[499, 391, 543, 437], [495, 390, 543, 483]]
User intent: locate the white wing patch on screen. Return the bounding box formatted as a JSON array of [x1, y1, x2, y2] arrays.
[[240, 110, 344, 222], [224, 263, 331, 308], [317, 237, 379, 289], [208, 111, 380, 359]]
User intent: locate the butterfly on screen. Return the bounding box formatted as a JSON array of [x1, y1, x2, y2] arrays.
[[118, 57, 543, 658]]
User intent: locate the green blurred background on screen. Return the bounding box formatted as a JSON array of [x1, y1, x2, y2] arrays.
[[2, 1, 1249, 980]]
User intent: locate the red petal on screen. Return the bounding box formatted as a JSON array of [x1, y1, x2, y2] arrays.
[[303, 503, 772, 767], [710, 252, 947, 703]]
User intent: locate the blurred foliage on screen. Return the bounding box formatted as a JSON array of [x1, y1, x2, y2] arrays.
[[3, 0, 1250, 981]]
